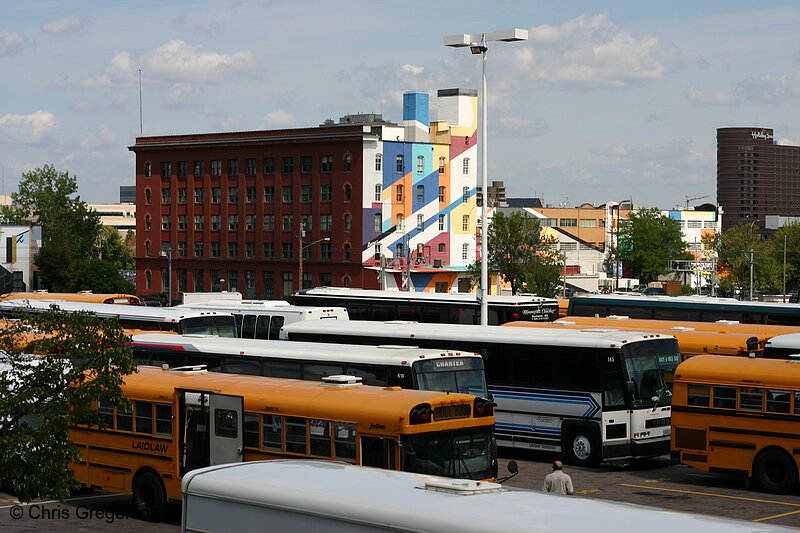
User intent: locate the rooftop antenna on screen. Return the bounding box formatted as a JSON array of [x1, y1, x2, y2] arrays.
[[138, 68, 143, 136]]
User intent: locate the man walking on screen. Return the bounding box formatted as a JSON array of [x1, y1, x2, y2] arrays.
[[543, 460, 574, 495]]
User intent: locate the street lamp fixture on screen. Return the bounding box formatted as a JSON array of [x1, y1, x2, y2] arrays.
[[444, 28, 528, 326], [159, 244, 173, 306], [298, 226, 331, 292]]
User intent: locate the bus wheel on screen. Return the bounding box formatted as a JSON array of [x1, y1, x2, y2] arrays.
[[565, 429, 599, 467], [753, 449, 797, 494], [131, 472, 166, 521]]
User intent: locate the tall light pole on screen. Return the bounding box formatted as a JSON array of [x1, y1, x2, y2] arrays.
[[298, 224, 330, 292], [160, 244, 172, 306], [445, 28, 528, 326]]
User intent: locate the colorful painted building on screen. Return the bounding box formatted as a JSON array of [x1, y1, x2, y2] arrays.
[[131, 89, 479, 302]]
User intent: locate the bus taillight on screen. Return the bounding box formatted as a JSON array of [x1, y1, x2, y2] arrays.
[[409, 403, 433, 424], [473, 398, 494, 417]]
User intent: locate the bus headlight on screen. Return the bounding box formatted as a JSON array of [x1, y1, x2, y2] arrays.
[[633, 431, 651, 439]]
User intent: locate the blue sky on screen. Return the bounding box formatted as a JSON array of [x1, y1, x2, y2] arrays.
[[3, 1, 800, 209]]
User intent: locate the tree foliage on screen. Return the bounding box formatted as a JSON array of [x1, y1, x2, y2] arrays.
[[617, 208, 689, 283], [706, 222, 787, 297], [0, 165, 137, 292], [468, 210, 560, 296], [77, 258, 136, 294], [0, 306, 135, 502]]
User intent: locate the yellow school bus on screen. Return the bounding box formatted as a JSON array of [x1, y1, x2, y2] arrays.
[[558, 315, 798, 340], [0, 292, 141, 305], [671, 355, 800, 493], [70, 366, 496, 520], [504, 320, 765, 359]]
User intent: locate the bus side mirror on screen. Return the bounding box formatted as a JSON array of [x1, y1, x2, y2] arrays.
[[507, 460, 518, 475]]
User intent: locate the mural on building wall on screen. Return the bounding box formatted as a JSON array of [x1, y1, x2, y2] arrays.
[[361, 89, 478, 292]]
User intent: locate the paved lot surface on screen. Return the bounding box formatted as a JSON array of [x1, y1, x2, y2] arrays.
[[1, 452, 799, 531], [502, 450, 800, 529]]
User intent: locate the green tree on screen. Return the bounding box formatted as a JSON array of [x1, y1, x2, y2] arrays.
[[0, 165, 101, 291], [76, 258, 136, 294], [707, 223, 780, 297], [97, 226, 135, 271], [0, 306, 135, 502], [468, 211, 559, 295], [767, 222, 800, 296], [524, 251, 564, 298], [617, 208, 689, 283]]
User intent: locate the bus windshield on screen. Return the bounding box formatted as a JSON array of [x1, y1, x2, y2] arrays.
[[413, 359, 488, 398], [621, 340, 681, 408], [180, 316, 238, 337], [401, 427, 494, 480]]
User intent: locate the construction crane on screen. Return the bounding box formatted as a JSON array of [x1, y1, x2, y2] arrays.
[[685, 195, 709, 209]]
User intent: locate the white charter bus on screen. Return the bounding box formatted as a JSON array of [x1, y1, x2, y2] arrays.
[[281, 321, 680, 465], [0, 298, 237, 336], [181, 460, 792, 533], [130, 333, 489, 397], [291, 287, 559, 324], [178, 298, 348, 340]]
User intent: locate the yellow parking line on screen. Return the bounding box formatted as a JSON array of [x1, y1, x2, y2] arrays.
[[621, 484, 800, 507], [754, 510, 800, 522]]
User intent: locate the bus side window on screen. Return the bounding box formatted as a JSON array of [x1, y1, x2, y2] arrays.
[[224, 358, 261, 376], [99, 398, 115, 428], [243, 413, 259, 447], [286, 417, 307, 454], [795, 391, 800, 415], [263, 360, 301, 379], [268, 316, 284, 340], [255, 315, 271, 339], [241, 315, 256, 339], [309, 419, 332, 457], [712, 386, 736, 409], [135, 401, 153, 434], [767, 390, 791, 413], [155, 404, 173, 436], [687, 384, 710, 407], [233, 314, 243, 335], [346, 364, 389, 386], [334, 422, 356, 460], [303, 364, 345, 381], [262, 415, 283, 451], [739, 387, 763, 412]]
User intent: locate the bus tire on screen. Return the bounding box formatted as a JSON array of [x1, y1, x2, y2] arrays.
[[131, 471, 166, 521], [753, 449, 797, 494], [565, 428, 599, 467]]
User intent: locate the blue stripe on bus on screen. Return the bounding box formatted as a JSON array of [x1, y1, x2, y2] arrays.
[[488, 386, 601, 418]]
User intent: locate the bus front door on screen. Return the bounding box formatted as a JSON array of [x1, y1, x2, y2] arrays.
[[208, 393, 244, 466], [180, 391, 243, 474]]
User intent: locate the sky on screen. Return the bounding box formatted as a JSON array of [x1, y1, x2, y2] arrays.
[[3, 1, 800, 210]]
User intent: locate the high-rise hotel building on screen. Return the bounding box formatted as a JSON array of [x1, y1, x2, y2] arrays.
[[130, 89, 479, 302], [717, 127, 800, 231]]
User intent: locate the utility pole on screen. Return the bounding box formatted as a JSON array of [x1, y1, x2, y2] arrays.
[[749, 248, 754, 301]]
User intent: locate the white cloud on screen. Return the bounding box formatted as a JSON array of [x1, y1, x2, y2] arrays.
[[262, 111, 296, 128], [686, 87, 738, 105], [0, 30, 26, 57], [0, 110, 61, 143], [42, 15, 84, 35], [507, 15, 681, 87], [164, 83, 201, 108], [736, 72, 800, 103], [79, 124, 116, 150], [83, 40, 256, 88], [401, 64, 424, 76], [70, 99, 96, 112], [778, 137, 796, 146]]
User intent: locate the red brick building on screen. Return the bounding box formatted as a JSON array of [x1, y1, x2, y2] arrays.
[[130, 125, 376, 301]]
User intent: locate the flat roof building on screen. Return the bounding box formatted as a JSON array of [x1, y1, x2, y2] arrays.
[[717, 127, 800, 231]]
